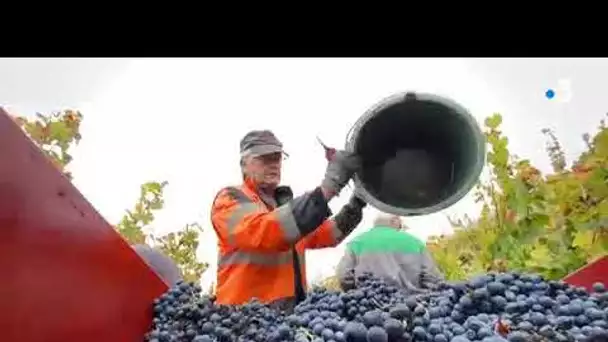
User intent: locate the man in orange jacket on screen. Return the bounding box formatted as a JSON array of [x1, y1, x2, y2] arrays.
[[210, 130, 366, 311]]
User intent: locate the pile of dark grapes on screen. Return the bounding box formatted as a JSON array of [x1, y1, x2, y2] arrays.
[[145, 272, 608, 342]]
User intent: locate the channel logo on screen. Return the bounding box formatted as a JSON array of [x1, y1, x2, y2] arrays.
[[545, 79, 572, 103]]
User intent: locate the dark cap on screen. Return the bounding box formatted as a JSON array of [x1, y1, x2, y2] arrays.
[[239, 130, 288, 157]]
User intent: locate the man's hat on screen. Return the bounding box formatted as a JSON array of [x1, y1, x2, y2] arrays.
[[239, 130, 289, 158]]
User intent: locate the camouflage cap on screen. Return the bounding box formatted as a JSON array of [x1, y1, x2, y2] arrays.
[[239, 130, 289, 158]]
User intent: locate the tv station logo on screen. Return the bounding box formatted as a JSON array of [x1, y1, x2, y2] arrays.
[[545, 78, 572, 103]]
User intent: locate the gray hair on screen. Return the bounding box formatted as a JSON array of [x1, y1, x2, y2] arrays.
[[373, 212, 403, 229], [240, 155, 249, 180]]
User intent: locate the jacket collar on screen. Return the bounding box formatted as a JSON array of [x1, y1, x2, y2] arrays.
[[243, 176, 258, 193], [242, 177, 277, 209]]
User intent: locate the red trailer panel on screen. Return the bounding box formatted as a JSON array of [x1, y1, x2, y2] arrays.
[[0, 108, 168, 342], [562, 255, 608, 292]]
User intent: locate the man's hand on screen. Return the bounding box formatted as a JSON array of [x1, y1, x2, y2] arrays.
[[321, 150, 362, 199], [334, 193, 367, 236]]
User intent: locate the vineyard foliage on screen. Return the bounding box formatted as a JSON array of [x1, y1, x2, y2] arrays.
[[10, 108, 608, 289], [11, 110, 82, 180], [11, 110, 208, 283], [427, 113, 608, 282]]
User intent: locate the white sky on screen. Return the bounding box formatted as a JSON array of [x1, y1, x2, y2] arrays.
[[2, 58, 605, 289]]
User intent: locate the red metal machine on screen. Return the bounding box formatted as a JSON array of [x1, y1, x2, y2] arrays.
[[0, 108, 607, 342], [562, 255, 608, 292], [0, 108, 168, 342]]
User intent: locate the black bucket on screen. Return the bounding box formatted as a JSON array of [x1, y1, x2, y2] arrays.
[[346, 92, 486, 216]]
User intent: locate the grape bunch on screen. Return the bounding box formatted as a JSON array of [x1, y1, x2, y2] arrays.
[[144, 272, 608, 342], [145, 281, 291, 342]]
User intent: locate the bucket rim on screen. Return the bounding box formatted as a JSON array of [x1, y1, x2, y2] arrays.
[[345, 91, 486, 217]]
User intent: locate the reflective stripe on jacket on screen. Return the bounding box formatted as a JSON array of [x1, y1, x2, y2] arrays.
[[211, 178, 346, 305]]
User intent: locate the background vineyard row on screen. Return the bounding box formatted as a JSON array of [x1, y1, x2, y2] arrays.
[[10, 109, 608, 292]]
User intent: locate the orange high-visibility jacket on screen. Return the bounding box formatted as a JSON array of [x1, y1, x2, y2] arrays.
[[210, 178, 346, 305]]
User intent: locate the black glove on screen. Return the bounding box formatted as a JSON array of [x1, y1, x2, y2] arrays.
[[322, 150, 362, 196], [346, 193, 367, 211], [334, 193, 367, 236]]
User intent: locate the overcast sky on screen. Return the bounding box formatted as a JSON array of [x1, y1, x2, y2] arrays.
[[2, 58, 605, 288]]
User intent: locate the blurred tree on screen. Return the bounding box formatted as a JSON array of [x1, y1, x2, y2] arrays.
[[427, 113, 608, 281], [12, 110, 82, 180], [116, 181, 167, 245], [152, 223, 209, 283], [116, 181, 209, 283], [13, 110, 208, 284]]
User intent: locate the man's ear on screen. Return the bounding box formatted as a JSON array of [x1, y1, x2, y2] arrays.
[[274, 186, 294, 206]]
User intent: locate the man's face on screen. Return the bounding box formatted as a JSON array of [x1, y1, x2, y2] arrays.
[[244, 152, 283, 189]]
